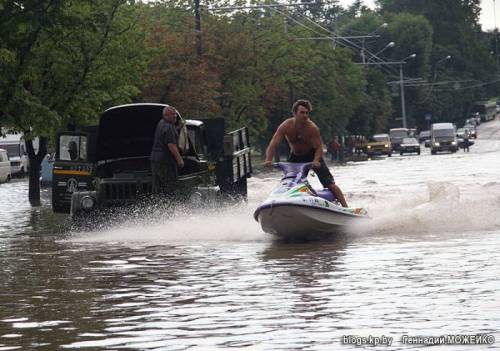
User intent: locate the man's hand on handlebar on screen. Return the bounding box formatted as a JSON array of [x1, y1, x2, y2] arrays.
[[311, 160, 321, 169]]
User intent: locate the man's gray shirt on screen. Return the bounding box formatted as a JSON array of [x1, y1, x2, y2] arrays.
[[150, 119, 177, 164]]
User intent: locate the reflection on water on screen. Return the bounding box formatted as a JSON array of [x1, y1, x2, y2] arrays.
[[1, 121, 500, 350], [2, 235, 499, 350]]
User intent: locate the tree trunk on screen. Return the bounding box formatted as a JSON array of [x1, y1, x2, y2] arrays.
[[28, 159, 42, 206], [25, 136, 48, 207]]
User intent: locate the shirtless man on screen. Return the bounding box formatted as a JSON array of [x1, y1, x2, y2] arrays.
[[264, 99, 348, 207]]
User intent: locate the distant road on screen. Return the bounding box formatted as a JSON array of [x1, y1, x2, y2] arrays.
[[477, 117, 500, 140]]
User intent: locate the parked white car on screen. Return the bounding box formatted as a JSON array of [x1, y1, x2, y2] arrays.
[[0, 149, 12, 183], [0, 133, 37, 178], [0, 142, 29, 177]]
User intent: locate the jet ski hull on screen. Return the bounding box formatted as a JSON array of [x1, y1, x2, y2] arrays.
[[254, 162, 370, 240], [255, 201, 367, 240]]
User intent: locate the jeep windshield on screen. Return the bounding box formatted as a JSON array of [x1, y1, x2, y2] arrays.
[[0, 144, 20, 158]]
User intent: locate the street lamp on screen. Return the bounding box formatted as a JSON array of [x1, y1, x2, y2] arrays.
[[370, 22, 388, 35], [375, 41, 395, 57], [432, 55, 451, 81], [361, 23, 388, 64], [399, 53, 416, 129], [368, 41, 395, 62]]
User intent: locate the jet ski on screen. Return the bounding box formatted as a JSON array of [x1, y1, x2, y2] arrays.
[[254, 162, 369, 240]]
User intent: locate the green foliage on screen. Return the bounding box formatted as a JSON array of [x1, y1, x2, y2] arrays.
[[378, 0, 496, 128], [0, 0, 148, 136], [348, 68, 392, 135], [0, 0, 148, 204], [140, 3, 367, 149], [2, 0, 496, 152], [386, 14, 433, 78]]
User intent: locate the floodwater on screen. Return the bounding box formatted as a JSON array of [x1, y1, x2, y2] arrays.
[[1, 121, 500, 350]]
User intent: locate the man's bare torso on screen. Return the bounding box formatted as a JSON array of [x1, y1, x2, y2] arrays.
[[280, 118, 320, 156]]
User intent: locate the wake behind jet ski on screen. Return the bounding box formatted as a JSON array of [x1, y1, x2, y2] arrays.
[[254, 162, 369, 240]]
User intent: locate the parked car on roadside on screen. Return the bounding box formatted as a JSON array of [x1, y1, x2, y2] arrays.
[[365, 134, 392, 157], [0, 149, 12, 183], [418, 130, 430, 143], [399, 137, 421, 155], [465, 118, 478, 127], [463, 124, 477, 138], [0, 133, 38, 178]]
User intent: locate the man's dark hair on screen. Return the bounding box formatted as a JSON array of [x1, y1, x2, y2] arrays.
[[292, 99, 312, 114]]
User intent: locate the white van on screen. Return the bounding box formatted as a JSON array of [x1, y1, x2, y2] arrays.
[[0, 149, 11, 183], [430, 123, 458, 155], [0, 133, 37, 178], [0, 142, 28, 177]]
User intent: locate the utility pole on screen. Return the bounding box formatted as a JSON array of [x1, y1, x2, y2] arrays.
[[361, 53, 416, 129], [399, 63, 407, 129], [361, 38, 366, 64], [495, 0, 499, 72], [195, 0, 202, 56]]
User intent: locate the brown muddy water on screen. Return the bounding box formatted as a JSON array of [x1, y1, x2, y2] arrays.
[[1, 121, 500, 350]]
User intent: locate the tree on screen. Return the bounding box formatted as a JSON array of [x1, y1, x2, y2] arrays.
[[139, 5, 366, 151], [347, 68, 392, 135], [383, 14, 433, 127], [378, 0, 496, 127], [0, 0, 148, 205]]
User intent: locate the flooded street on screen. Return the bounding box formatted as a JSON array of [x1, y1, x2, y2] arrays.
[[1, 120, 500, 350]]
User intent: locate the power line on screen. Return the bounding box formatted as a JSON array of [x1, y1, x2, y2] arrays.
[[432, 77, 500, 91], [271, 7, 328, 37], [206, 3, 317, 11]]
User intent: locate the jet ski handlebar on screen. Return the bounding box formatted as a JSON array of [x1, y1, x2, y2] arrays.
[[273, 162, 313, 181]]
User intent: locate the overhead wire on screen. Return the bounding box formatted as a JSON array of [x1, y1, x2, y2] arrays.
[[432, 77, 500, 91], [272, 7, 403, 77], [210, 3, 417, 81]]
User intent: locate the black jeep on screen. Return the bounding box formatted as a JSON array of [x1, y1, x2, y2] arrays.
[[52, 103, 252, 217]]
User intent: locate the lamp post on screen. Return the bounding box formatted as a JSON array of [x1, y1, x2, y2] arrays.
[[374, 41, 395, 57], [399, 53, 416, 129], [361, 22, 388, 64], [368, 41, 395, 63], [432, 55, 451, 81], [495, 0, 499, 72]]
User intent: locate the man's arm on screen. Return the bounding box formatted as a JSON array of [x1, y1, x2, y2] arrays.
[[163, 124, 184, 168], [264, 123, 286, 166], [311, 127, 323, 167], [168, 143, 184, 168]]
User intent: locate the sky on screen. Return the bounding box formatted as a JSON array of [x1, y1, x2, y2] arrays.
[[338, 0, 498, 31]]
